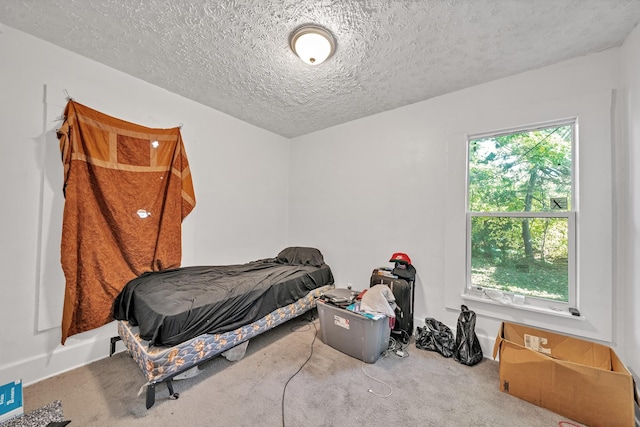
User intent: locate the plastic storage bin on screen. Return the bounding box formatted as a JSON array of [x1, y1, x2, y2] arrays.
[[316, 299, 391, 363]]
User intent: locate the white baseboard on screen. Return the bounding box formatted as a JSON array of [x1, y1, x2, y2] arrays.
[[2, 323, 125, 387]]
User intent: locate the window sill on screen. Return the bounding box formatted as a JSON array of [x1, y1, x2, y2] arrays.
[[461, 294, 585, 320]]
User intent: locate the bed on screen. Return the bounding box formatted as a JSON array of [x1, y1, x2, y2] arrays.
[[109, 247, 334, 408]]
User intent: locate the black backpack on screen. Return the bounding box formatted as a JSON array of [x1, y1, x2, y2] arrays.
[[453, 305, 483, 366]]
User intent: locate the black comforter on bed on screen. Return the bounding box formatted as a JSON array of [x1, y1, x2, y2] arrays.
[[112, 254, 333, 347]]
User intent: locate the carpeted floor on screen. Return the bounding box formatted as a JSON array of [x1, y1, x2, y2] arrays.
[[20, 311, 586, 427]]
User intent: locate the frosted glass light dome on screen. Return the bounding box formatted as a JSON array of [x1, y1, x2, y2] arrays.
[[290, 25, 335, 65]]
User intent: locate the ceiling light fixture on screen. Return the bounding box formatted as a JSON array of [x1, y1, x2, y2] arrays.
[[289, 25, 335, 65]]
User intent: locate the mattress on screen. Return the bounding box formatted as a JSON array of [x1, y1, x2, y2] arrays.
[[117, 284, 334, 384], [113, 259, 334, 346]]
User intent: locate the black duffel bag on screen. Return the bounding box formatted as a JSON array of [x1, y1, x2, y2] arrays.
[[453, 305, 483, 366], [415, 317, 455, 358]]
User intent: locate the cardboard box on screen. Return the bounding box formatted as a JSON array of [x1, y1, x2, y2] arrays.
[[0, 380, 23, 423], [493, 322, 639, 427]]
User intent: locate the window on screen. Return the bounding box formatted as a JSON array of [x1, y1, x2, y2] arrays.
[[446, 89, 612, 341], [466, 120, 576, 310]]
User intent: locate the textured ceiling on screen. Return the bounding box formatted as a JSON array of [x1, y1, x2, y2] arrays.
[[2, 1, 640, 138]]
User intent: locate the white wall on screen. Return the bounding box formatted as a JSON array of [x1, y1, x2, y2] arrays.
[[0, 24, 290, 386], [2, 20, 638, 388], [620, 23, 640, 374], [289, 49, 625, 361]]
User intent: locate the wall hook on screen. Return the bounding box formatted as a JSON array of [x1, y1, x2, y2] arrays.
[[63, 89, 73, 101]]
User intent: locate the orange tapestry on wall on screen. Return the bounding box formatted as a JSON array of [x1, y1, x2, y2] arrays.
[[57, 101, 196, 344]]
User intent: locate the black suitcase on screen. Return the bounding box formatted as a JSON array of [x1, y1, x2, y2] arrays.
[[370, 269, 414, 342]]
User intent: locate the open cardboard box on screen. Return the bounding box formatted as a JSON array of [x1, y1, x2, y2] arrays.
[[493, 322, 639, 427]]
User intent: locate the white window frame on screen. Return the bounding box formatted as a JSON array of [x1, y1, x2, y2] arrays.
[[444, 89, 613, 343], [465, 211, 576, 310], [465, 119, 577, 311]]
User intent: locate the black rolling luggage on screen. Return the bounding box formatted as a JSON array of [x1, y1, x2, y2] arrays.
[[370, 268, 414, 342]]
